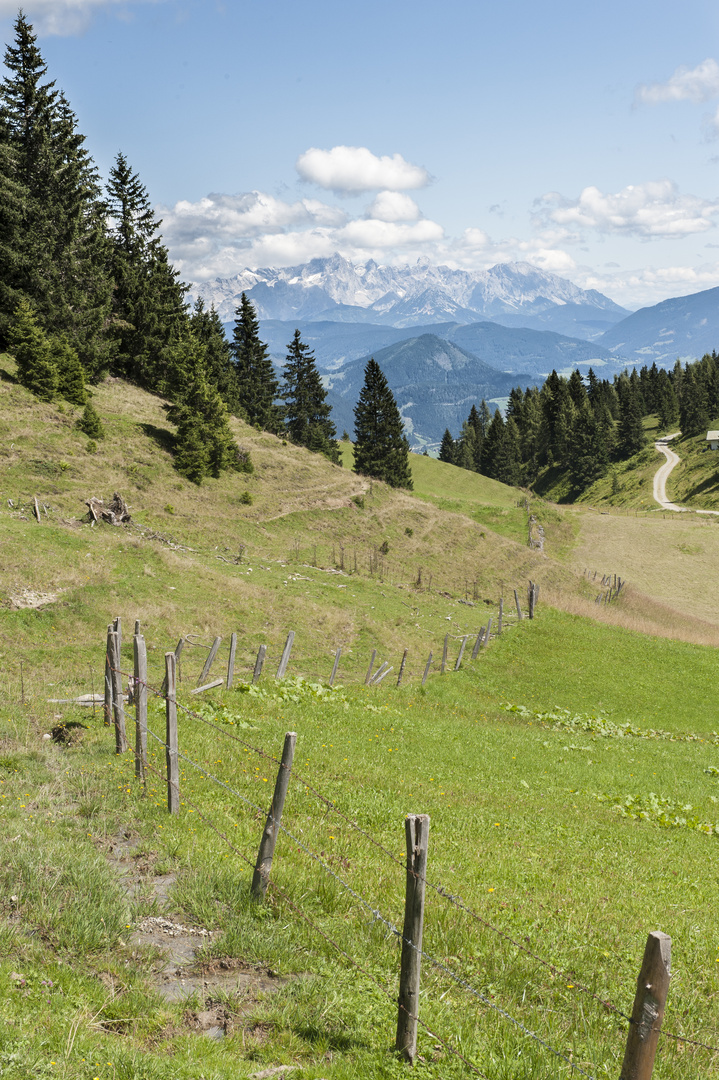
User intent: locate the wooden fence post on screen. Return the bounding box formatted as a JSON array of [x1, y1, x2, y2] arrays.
[[165, 652, 179, 816], [374, 665, 394, 685], [471, 628, 485, 660], [252, 644, 266, 684], [133, 632, 147, 783], [197, 636, 221, 686], [396, 813, 430, 1064], [365, 649, 377, 686], [441, 634, 449, 674], [276, 631, 294, 678], [528, 580, 535, 620], [619, 931, 671, 1080], [161, 638, 184, 695], [397, 648, 408, 687], [421, 652, 432, 686], [251, 732, 297, 901], [226, 632, 237, 690], [514, 589, 523, 620], [454, 636, 468, 671], [104, 623, 113, 727], [329, 648, 341, 686], [498, 598, 503, 635], [108, 630, 127, 754], [482, 617, 492, 647]]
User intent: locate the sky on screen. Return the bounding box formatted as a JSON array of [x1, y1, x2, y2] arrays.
[[2, 0, 719, 310]]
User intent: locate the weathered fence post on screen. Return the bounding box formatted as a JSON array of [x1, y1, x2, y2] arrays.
[[197, 636, 221, 686], [441, 634, 449, 674], [471, 628, 485, 660], [421, 652, 432, 686], [371, 661, 390, 685], [104, 623, 114, 726], [365, 649, 377, 686], [251, 732, 297, 902], [161, 638, 184, 695], [498, 598, 503, 635], [396, 813, 430, 1064], [226, 632, 237, 690], [133, 632, 147, 783], [165, 652, 179, 816], [329, 648, 341, 686], [397, 648, 408, 687], [619, 931, 671, 1080], [276, 631, 294, 678], [454, 636, 468, 671], [252, 644, 266, 684], [482, 617, 492, 647], [108, 630, 127, 754], [528, 580, 535, 620], [514, 589, 523, 620]]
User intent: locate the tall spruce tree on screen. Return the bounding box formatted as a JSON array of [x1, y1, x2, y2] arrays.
[[8, 298, 57, 400], [281, 329, 339, 462], [353, 358, 412, 489], [190, 298, 240, 412], [439, 428, 456, 463], [106, 152, 188, 389], [230, 293, 281, 431], [0, 14, 112, 372]]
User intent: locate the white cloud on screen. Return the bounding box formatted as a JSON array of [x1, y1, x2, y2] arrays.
[[0, 0, 164, 35], [576, 262, 719, 309], [636, 59, 719, 105], [296, 145, 431, 193], [536, 180, 719, 239], [367, 191, 421, 222]]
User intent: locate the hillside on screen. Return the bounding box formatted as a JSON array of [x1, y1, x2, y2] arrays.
[[600, 284, 719, 365]]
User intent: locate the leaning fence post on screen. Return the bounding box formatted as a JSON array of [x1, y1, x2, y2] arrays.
[[252, 644, 266, 684], [197, 636, 221, 686], [276, 631, 294, 678], [471, 628, 485, 660], [226, 632, 237, 690], [165, 652, 179, 816], [329, 648, 341, 686], [397, 648, 408, 687], [365, 649, 377, 686], [108, 630, 127, 754], [396, 813, 430, 1064], [514, 589, 523, 620], [251, 732, 297, 902], [482, 617, 492, 647], [619, 931, 671, 1080], [454, 636, 468, 671], [498, 598, 503, 635], [133, 632, 147, 783], [371, 661, 390, 685], [421, 652, 432, 686], [441, 634, 449, 674]]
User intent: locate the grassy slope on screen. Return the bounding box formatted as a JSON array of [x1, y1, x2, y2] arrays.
[[2, 365, 719, 1078]]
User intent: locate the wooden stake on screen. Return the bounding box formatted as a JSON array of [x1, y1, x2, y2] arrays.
[[421, 652, 432, 686], [108, 630, 127, 754], [397, 648, 408, 687], [104, 623, 113, 727], [251, 732, 297, 901], [226, 632, 237, 690], [161, 638, 184, 695], [33, 495, 40, 522], [252, 644, 266, 684], [197, 636, 221, 686], [329, 648, 341, 686], [374, 665, 394, 685], [514, 589, 523, 620], [165, 652, 179, 816], [370, 661, 390, 685], [619, 931, 671, 1080], [276, 631, 294, 678], [471, 628, 485, 660], [396, 813, 430, 1064], [528, 580, 535, 620], [441, 634, 449, 674], [454, 635, 468, 671], [482, 617, 492, 647], [498, 598, 503, 635], [191, 678, 224, 694], [133, 633, 147, 783], [365, 649, 377, 685]]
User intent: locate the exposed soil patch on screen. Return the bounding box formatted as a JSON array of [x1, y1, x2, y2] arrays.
[[8, 587, 60, 609]]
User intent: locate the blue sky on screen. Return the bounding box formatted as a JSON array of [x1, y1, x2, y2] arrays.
[[2, 0, 719, 308]]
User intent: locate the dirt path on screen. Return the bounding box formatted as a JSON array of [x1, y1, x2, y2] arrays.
[[653, 433, 719, 516]]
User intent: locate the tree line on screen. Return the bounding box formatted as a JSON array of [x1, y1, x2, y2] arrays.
[[0, 12, 413, 490], [439, 354, 719, 495]]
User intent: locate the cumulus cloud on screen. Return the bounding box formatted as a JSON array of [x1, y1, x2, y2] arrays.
[[0, 0, 163, 35], [535, 180, 719, 239], [367, 191, 421, 222], [296, 146, 431, 194], [635, 59, 719, 105]]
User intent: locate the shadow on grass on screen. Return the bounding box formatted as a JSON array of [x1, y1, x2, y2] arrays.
[[684, 474, 719, 498], [0, 366, 17, 383], [293, 1022, 368, 1052], [140, 422, 175, 455]]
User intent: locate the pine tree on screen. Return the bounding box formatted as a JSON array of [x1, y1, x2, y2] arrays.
[[51, 336, 86, 405], [679, 365, 709, 437], [281, 329, 339, 462], [455, 420, 477, 470], [353, 358, 412, 489], [570, 396, 607, 490], [230, 293, 281, 431], [616, 374, 646, 457], [106, 152, 188, 389], [76, 400, 105, 439], [190, 298, 239, 411], [439, 428, 456, 463], [7, 299, 57, 400]]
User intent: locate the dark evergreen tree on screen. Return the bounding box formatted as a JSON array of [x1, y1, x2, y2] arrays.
[[353, 358, 412, 489], [656, 370, 679, 429], [467, 403, 485, 468], [567, 368, 586, 409], [616, 374, 646, 457], [679, 365, 709, 437], [281, 329, 339, 462], [7, 298, 57, 400], [106, 152, 188, 388], [230, 293, 281, 431], [570, 396, 607, 490], [439, 428, 456, 464], [455, 419, 477, 470], [76, 400, 105, 439], [51, 336, 86, 405], [190, 298, 239, 412]]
